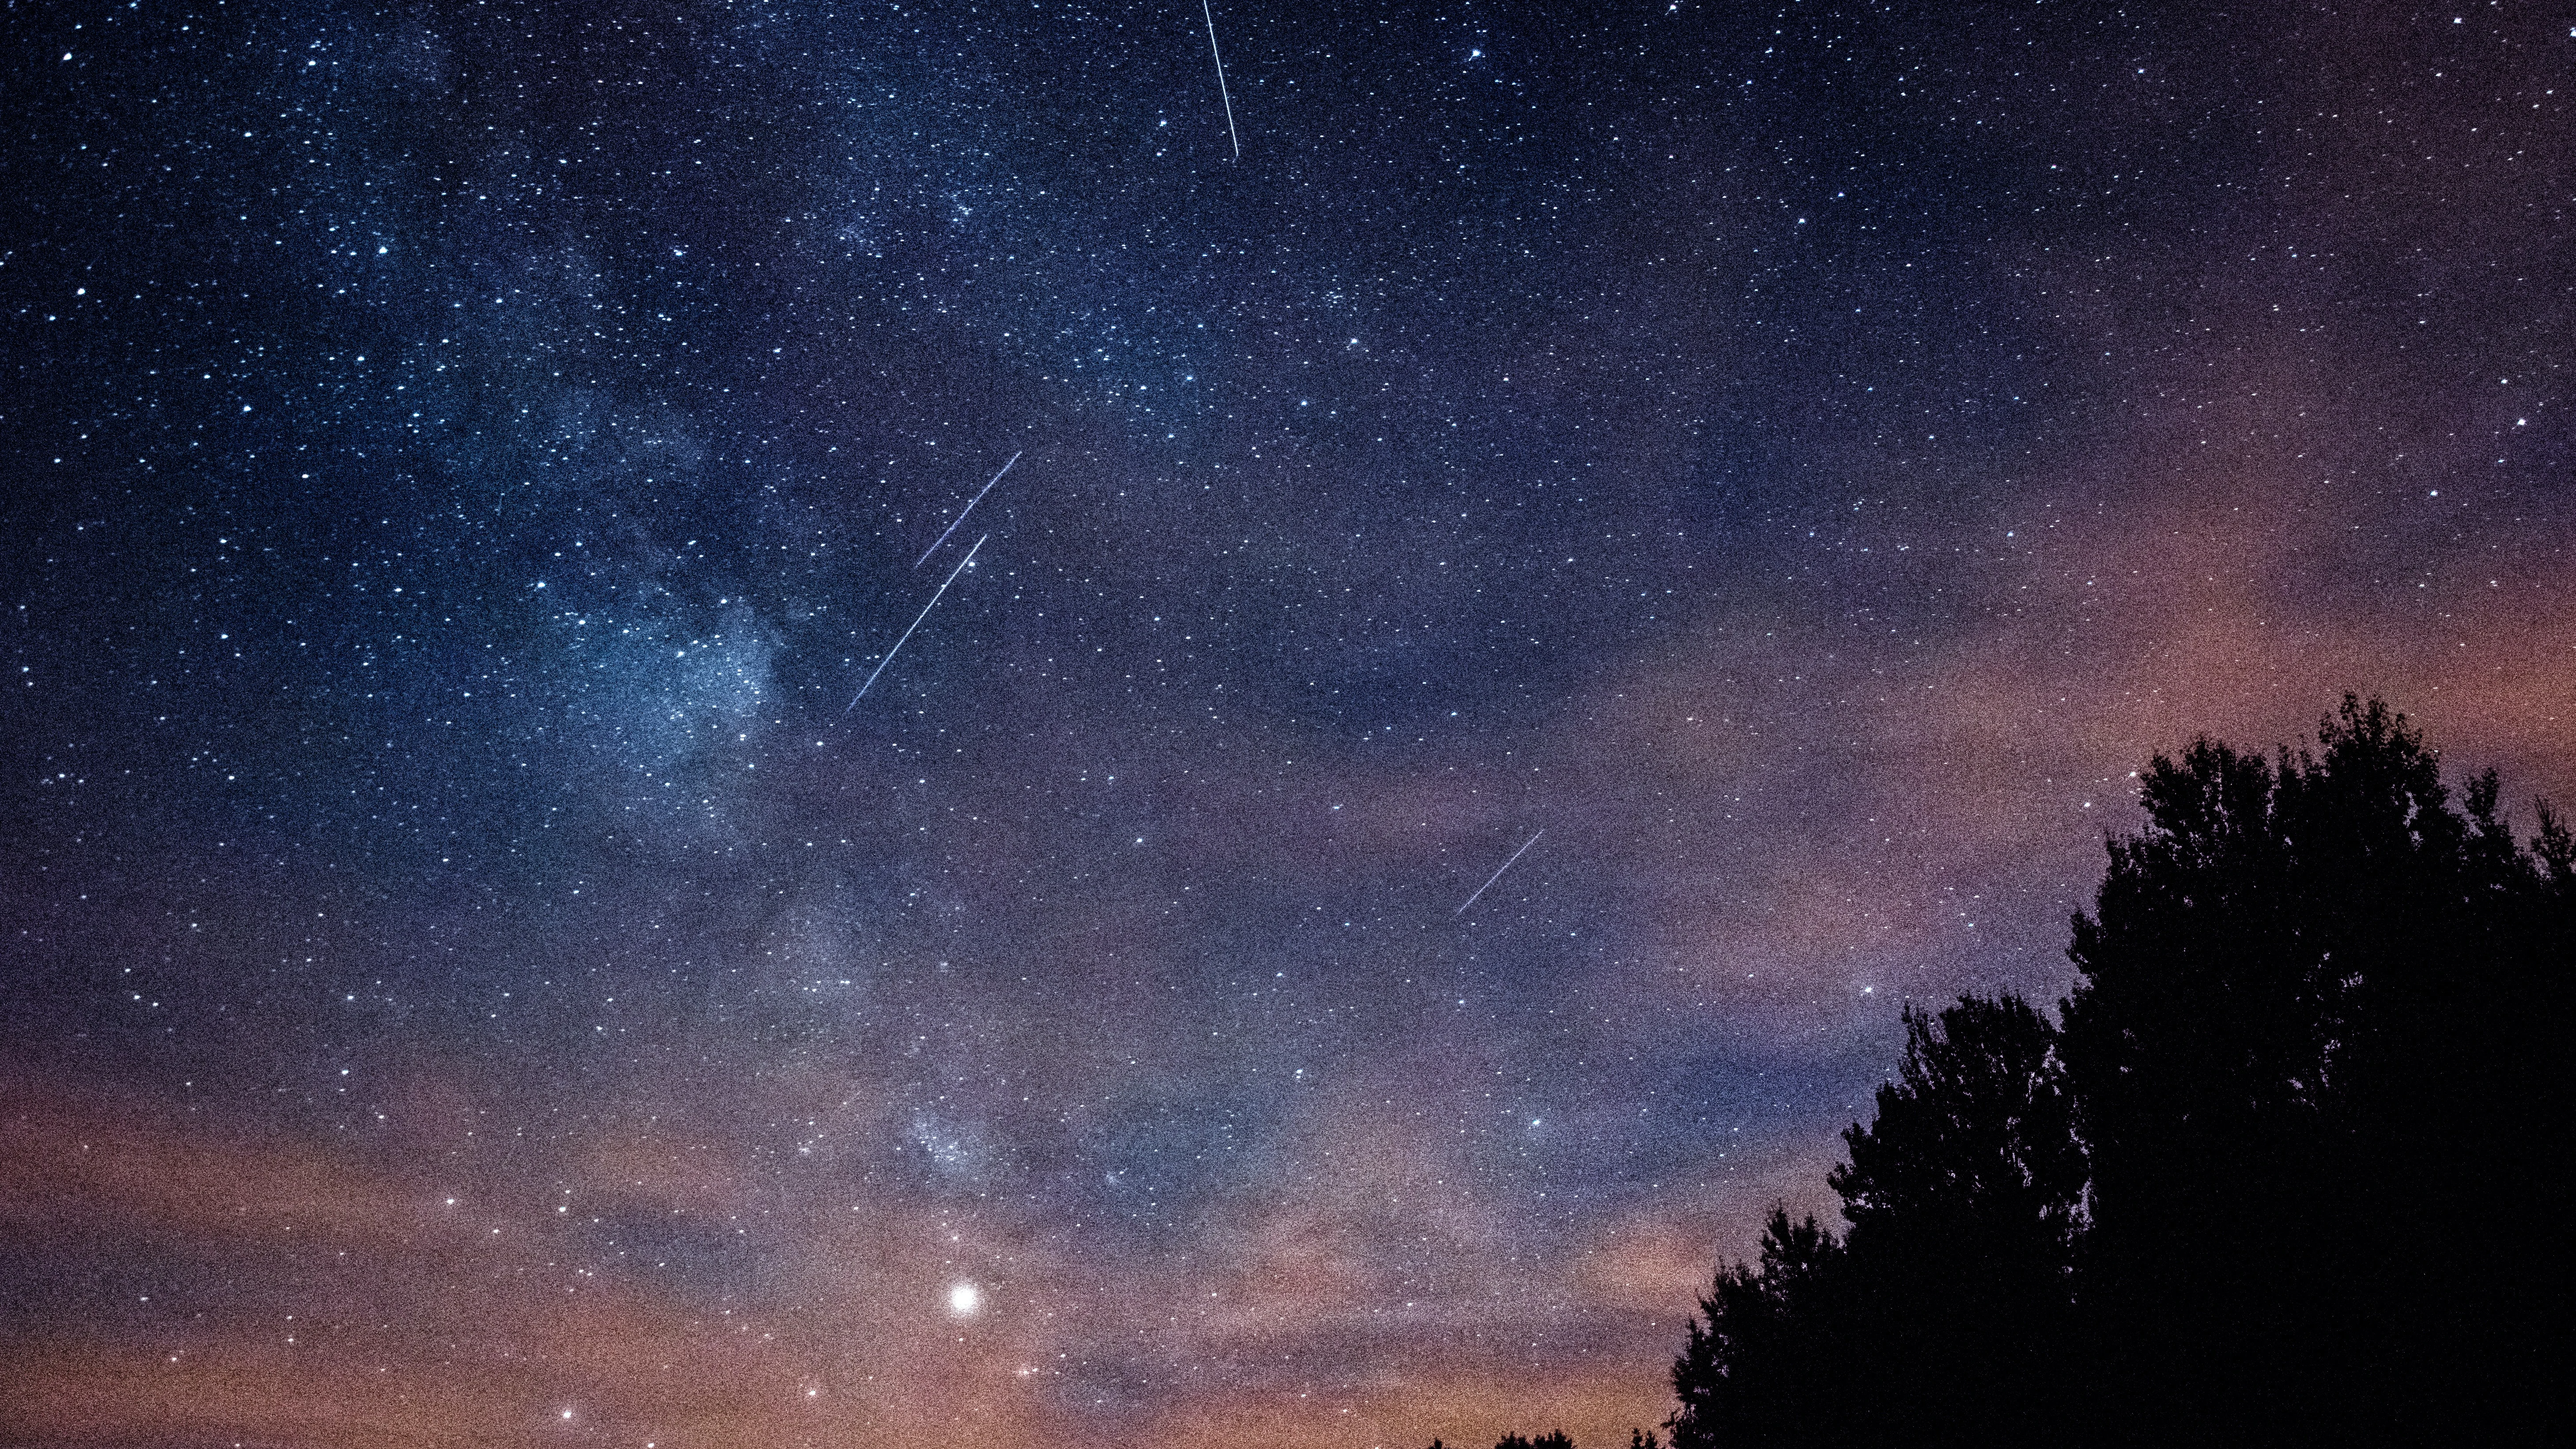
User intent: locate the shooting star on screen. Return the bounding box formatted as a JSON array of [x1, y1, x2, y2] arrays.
[[1201, 0, 1240, 160], [915, 450, 1020, 568], [1457, 829, 1545, 915], [841, 534, 986, 717]]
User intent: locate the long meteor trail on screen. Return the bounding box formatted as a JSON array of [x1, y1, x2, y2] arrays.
[[1457, 829, 1544, 914], [916, 451, 1020, 568], [842, 533, 986, 716], [1201, 0, 1240, 160]]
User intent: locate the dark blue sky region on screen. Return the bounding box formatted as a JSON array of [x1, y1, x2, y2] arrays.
[[4, 3, 2569, 1446]]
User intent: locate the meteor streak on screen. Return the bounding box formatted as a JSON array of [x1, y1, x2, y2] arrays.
[[916, 451, 1020, 568], [1201, 0, 1240, 160], [1456, 829, 1544, 914], [842, 534, 986, 716]]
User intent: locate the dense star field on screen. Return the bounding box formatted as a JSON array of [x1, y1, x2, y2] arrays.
[[3, 3, 2569, 1445]]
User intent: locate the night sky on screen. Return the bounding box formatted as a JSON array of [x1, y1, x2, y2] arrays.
[[4, 2, 2570, 1445]]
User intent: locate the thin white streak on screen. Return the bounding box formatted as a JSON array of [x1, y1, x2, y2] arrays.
[[1201, 0, 1240, 160], [841, 534, 986, 717], [915, 451, 1020, 569], [1457, 829, 1544, 914]]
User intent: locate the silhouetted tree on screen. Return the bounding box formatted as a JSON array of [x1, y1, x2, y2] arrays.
[[1492, 1434, 1574, 1449], [1666, 1208, 1853, 1449], [1670, 996, 2084, 1449], [2061, 696, 2571, 1443], [1832, 997, 2082, 1259], [1669, 697, 2572, 1447], [1829, 994, 2085, 1445]]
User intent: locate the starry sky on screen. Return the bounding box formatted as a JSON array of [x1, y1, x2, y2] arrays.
[[3, 2, 2570, 1446]]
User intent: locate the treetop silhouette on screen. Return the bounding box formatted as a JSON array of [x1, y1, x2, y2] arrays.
[[1669, 696, 2569, 1448]]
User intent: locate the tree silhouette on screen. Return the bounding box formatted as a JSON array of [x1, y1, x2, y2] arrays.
[[1671, 999, 2083, 1448], [1829, 994, 2085, 1445], [1666, 1208, 1852, 1448], [2060, 696, 2570, 1443], [1670, 697, 2572, 1447]]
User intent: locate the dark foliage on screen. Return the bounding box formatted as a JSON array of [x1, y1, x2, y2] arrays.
[[1670, 697, 2572, 1448], [1666, 1207, 1854, 1447], [2062, 696, 2569, 1443], [1835, 994, 2085, 1442]]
